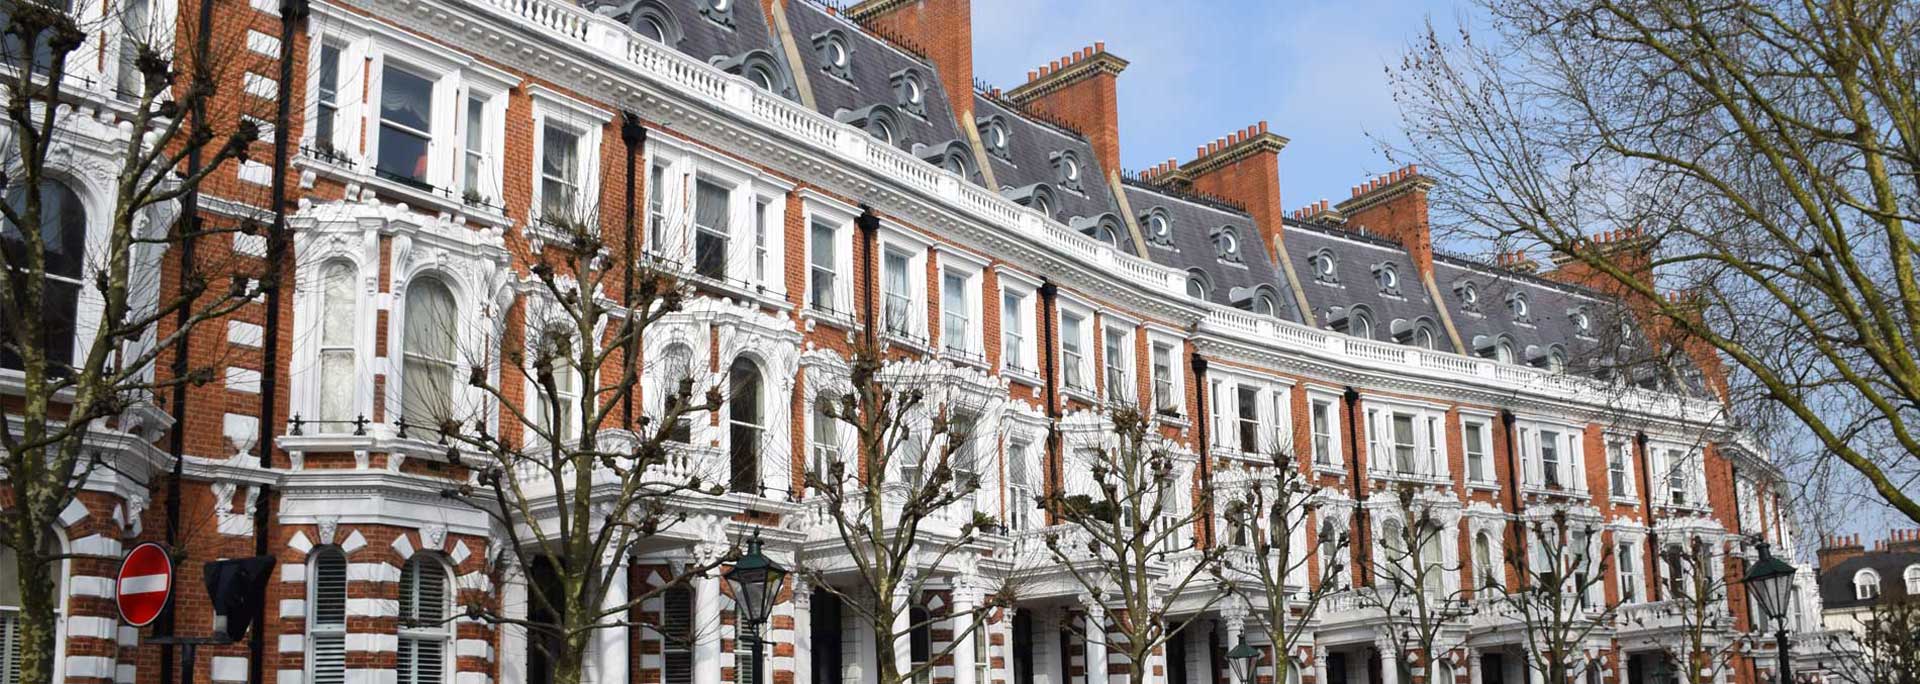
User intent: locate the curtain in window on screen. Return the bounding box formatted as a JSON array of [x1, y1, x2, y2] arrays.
[[378, 68, 434, 185], [693, 180, 729, 279], [401, 280, 458, 427], [883, 252, 911, 334], [540, 126, 580, 219]]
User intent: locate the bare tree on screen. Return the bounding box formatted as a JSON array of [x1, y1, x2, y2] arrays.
[[1222, 451, 1351, 684], [1489, 509, 1617, 684], [1042, 406, 1225, 684], [1354, 485, 1475, 683], [0, 1, 263, 683], [1389, 0, 1920, 524], [436, 207, 731, 684], [800, 344, 1003, 684], [1824, 595, 1920, 684]]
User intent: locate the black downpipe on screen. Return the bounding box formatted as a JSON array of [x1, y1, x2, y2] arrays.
[[1637, 431, 1661, 600], [1189, 355, 1211, 546], [618, 114, 646, 428], [1037, 283, 1060, 523], [1341, 387, 1368, 584], [856, 208, 879, 350], [160, 0, 223, 673], [1500, 409, 1525, 582]]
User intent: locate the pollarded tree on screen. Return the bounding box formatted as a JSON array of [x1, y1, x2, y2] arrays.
[[437, 157, 737, 684], [0, 1, 266, 683], [1636, 533, 1741, 684], [1044, 406, 1227, 684], [1492, 508, 1618, 684], [1355, 485, 1475, 683], [1391, 0, 1920, 524], [800, 343, 1006, 684], [1222, 450, 1351, 684]]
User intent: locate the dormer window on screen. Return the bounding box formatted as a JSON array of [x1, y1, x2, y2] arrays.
[[1309, 250, 1338, 283], [1143, 209, 1172, 246], [1186, 269, 1212, 300], [1509, 292, 1531, 320], [1374, 263, 1400, 295], [1456, 280, 1480, 311], [1348, 306, 1376, 339], [1855, 569, 1881, 600], [1214, 226, 1242, 262], [892, 69, 927, 116], [1052, 151, 1083, 191], [699, 0, 732, 27], [813, 31, 852, 80], [629, 2, 681, 44], [1571, 308, 1592, 334], [982, 117, 1011, 160]]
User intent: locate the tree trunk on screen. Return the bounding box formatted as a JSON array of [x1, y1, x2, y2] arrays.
[[13, 530, 59, 684]]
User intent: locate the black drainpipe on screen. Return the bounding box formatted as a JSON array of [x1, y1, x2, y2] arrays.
[[1637, 431, 1661, 600], [1500, 409, 1526, 584], [619, 114, 646, 428], [1038, 282, 1061, 524], [1342, 387, 1367, 585], [856, 207, 880, 350], [1190, 354, 1212, 546]]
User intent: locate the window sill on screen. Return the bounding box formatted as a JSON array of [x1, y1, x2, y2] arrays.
[[800, 307, 862, 333], [1466, 481, 1503, 494], [295, 154, 512, 230], [879, 330, 932, 355], [1370, 471, 1452, 487], [1312, 463, 1347, 478], [1521, 485, 1591, 500], [1061, 385, 1097, 405], [939, 346, 989, 369], [1001, 365, 1043, 387], [1152, 411, 1189, 429], [1609, 496, 1640, 508]]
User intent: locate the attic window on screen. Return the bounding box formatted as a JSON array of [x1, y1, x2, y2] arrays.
[[983, 118, 1011, 160], [1571, 308, 1592, 334], [1185, 270, 1211, 300], [813, 31, 852, 80], [698, 0, 732, 28], [1143, 209, 1172, 246], [1053, 151, 1083, 191], [1374, 263, 1400, 295], [629, 2, 680, 44], [1348, 307, 1375, 339], [1087, 222, 1119, 247], [1253, 287, 1279, 317], [892, 70, 927, 116], [1456, 281, 1479, 311], [1310, 250, 1338, 283], [1509, 292, 1531, 320], [1214, 227, 1242, 262]]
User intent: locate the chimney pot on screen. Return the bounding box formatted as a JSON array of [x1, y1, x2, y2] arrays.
[[1259, 121, 1269, 134], [1095, 41, 1105, 52], [1028, 70, 1038, 81], [1407, 163, 1418, 175]]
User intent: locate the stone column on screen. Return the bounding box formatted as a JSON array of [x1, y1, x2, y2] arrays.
[[1187, 625, 1211, 684], [694, 544, 726, 684], [596, 562, 630, 684], [1312, 645, 1328, 684], [893, 573, 915, 680], [1467, 649, 1482, 684], [792, 576, 813, 684], [1082, 597, 1109, 684], [1375, 637, 1398, 684], [953, 584, 982, 684]]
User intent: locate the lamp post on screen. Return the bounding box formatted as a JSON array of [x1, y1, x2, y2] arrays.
[[1227, 639, 1260, 684], [1742, 541, 1798, 684], [725, 534, 787, 684]]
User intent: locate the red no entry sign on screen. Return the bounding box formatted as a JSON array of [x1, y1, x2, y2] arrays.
[[116, 542, 173, 627]]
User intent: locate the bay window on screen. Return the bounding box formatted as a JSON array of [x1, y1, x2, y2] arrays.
[[1519, 421, 1587, 494], [316, 262, 358, 430], [1365, 400, 1447, 479], [400, 279, 459, 429]]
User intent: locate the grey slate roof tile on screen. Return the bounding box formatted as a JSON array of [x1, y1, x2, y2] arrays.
[[1123, 181, 1296, 321]]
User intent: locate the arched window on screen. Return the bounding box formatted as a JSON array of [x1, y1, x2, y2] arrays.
[[1053, 151, 1083, 191], [893, 70, 927, 116], [534, 325, 581, 444], [308, 547, 348, 684], [1473, 532, 1495, 587], [401, 279, 459, 428], [1185, 270, 1211, 300], [1420, 525, 1446, 595], [982, 117, 1011, 160], [1546, 346, 1568, 374], [1509, 292, 1530, 319], [1375, 263, 1399, 294], [1348, 307, 1375, 340], [317, 262, 359, 430], [727, 358, 763, 494], [1317, 520, 1343, 587], [1268, 505, 1286, 549], [1143, 209, 1172, 246], [1494, 337, 1517, 364], [1214, 227, 1242, 262], [659, 344, 694, 443], [2, 180, 87, 370], [1412, 323, 1437, 350], [1456, 281, 1479, 310], [398, 555, 451, 684], [1253, 288, 1279, 317], [813, 30, 851, 80], [628, 1, 681, 44], [1906, 565, 1920, 595], [1856, 569, 1881, 600], [1309, 250, 1338, 283]]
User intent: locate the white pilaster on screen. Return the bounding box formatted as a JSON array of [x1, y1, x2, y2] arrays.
[[1375, 638, 1398, 684], [693, 558, 724, 684], [792, 577, 813, 684], [952, 585, 980, 684], [596, 565, 629, 684], [892, 580, 913, 680], [1081, 598, 1108, 684], [1223, 609, 1245, 684]]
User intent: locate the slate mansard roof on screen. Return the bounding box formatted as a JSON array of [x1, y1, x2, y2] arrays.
[[1124, 181, 1295, 320], [1821, 548, 1920, 610], [784, 2, 970, 176], [973, 95, 1132, 254], [1283, 218, 1447, 343]]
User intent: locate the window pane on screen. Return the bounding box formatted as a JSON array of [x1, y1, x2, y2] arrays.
[[540, 125, 580, 216], [381, 68, 434, 132]]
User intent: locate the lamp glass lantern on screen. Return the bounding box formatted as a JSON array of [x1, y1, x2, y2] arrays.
[[1743, 541, 1797, 628], [725, 535, 787, 628], [1226, 639, 1260, 683]]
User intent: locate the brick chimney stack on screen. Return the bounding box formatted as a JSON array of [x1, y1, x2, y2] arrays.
[[1543, 227, 1654, 293], [1289, 199, 1345, 225], [1495, 250, 1542, 274], [1819, 533, 1865, 574], [1003, 43, 1130, 175], [1891, 528, 1920, 554], [846, 0, 975, 121], [1336, 165, 1435, 274], [1153, 121, 1290, 259]]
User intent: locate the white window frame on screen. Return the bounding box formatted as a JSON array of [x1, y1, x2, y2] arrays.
[[642, 138, 789, 296], [1854, 569, 1880, 600], [1516, 417, 1589, 495], [1100, 315, 1137, 407], [524, 310, 593, 448], [800, 191, 858, 319], [1649, 441, 1705, 509], [1209, 370, 1292, 458], [877, 226, 933, 342], [1057, 296, 1095, 396], [996, 268, 1040, 379], [1606, 437, 1637, 502], [1461, 411, 1496, 487], [397, 555, 452, 684], [936, 247, 988, 361], [1363, 395, 1450, 481], [306, 546, 349, 684], [1307, 388, 1342, 470], [1904, 565, 1920, 596], [528, 86, 611, 231], [749, 188, 789, 294], [1615, 534, 1644, 605], [1144, 327, 1184, 418]]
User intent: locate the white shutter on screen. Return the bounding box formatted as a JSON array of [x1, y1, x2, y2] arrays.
[[0, 611, 19, 684], [663, 586, 694, 684], [1522, 428, 1542, 485], [310, 549, 348, 684]]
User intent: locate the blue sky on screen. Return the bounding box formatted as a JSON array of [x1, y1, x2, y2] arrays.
[[971, 0, 1467, 212]]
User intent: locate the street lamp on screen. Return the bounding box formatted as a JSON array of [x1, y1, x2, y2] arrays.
[[1226, 639, 1260, 684], [724, 533, 786, 684], [1743, 540, 1798, 684]]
